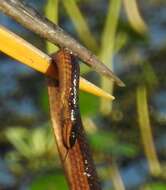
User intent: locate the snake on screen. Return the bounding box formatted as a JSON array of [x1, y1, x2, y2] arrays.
[[49, 49, 101, 189], [51, 49, 80, 149]]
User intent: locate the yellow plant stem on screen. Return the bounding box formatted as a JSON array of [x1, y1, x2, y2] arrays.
[[45, 0, 59, 53], [123, 0, 147, 34], [62, 0, 98, 51], [100, 0, 122, 115], [109, 160, 126, 190], [136, 85, 161, 175], [0, 25, 114, 100]]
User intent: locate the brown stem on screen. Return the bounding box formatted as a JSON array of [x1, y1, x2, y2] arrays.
[[47, 79, 101, 190], [0, 0, 124, 87]]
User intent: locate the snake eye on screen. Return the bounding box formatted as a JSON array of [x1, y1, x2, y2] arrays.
[[69, 121, 79, 147], [62, 118, 79, 148], [69, 130, 77, 148], [62, 119, 78, 149]]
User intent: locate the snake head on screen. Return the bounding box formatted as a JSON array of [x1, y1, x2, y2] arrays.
[[62, 118, 78, 149]]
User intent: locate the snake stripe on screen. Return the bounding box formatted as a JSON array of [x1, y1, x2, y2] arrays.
[[51, 49, 80, 148]]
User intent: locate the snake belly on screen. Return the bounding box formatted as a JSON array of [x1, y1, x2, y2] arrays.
[[52, 49, 80, 149]]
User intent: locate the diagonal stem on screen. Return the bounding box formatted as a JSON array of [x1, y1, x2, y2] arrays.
[[0, 0, 124, 87]]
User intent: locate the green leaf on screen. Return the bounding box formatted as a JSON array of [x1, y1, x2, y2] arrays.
[[5, 128, 34, 158], [89, 130, 138, 157], [79, 91, 99, 116], [113, 144, 138, 157], [30, 174, 68, 190], [144, 183, 166, 190], [89, 131, 117, 153], [39, 88, 49, 114]]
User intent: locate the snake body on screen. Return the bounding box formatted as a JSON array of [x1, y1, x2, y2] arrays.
[[52, 49, 80, 149], [49, 49, 101, 189]]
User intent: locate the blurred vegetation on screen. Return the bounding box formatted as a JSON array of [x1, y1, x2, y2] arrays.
[[0, 0, 166, 189]]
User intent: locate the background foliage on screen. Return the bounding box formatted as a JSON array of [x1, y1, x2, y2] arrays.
[[0, 0, 166, 189]]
